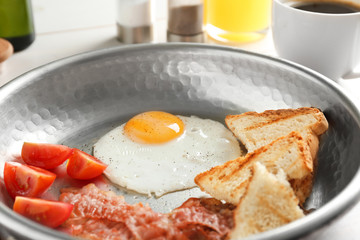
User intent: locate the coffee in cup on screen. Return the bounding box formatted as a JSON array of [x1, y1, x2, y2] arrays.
[[272, 0, 360, 81], [292, 1, 360, 13]]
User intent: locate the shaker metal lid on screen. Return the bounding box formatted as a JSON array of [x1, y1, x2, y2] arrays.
[[116, 24, 153, 44], [167, 32, 204, 43]]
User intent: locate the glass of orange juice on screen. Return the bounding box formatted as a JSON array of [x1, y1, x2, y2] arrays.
[[204, 0, 272, 44]]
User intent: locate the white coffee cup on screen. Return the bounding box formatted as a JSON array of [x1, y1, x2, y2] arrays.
[[272, 0, 360, 81]]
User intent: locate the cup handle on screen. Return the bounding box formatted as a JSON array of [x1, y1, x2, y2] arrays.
[[343, 68, 360, 80]]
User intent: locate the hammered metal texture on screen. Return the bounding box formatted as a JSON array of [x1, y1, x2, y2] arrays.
[[1, 44, 360, 240]]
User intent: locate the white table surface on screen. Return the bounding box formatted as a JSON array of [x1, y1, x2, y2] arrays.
[[1, 0, 360, 239]]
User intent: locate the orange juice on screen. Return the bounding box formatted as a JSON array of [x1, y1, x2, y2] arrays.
[[205, 0, 272, 44]]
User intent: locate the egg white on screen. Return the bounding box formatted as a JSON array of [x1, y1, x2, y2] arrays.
[[93, 115, 241, 197]]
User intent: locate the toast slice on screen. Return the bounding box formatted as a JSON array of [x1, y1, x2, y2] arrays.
[[194, 131, 316, 205], [225, 107, 328, 153], [228, 162, 304, 239]]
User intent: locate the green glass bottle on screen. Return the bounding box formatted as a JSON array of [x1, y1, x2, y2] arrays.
[[0, 0, 35, 52]]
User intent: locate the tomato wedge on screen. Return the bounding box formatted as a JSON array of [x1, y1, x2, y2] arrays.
[[21, 142, 73, 169], [13, 196, 73, 228], [66, 149, 107, 180], [4, 162, 56, 198]]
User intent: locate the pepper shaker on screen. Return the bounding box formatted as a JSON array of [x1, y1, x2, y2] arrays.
[[116, 0, 153, 44], [167, 0, 204, 42]]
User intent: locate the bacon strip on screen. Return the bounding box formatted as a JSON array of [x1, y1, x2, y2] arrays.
[[59, 184, 234, 240], [171, 198, 235, 240]]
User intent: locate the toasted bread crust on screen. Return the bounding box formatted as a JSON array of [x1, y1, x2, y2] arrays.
[[195, 131, 315, 205], [228, 163, 304, 239], [225, 107, 328, 153], [226, 107, 327, 132], [195, 108, 328, 238]]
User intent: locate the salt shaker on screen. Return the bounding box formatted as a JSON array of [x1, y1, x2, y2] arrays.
[[116, 0, 153, 44], [167, 0, 204, 42]]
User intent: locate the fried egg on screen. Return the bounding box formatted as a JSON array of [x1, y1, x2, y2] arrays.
[[93, 111, 241, 197]]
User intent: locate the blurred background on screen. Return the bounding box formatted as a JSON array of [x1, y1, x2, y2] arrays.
[[0, 0, 275, 85]]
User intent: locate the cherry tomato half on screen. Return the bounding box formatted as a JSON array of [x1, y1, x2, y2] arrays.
[[4, 162, 56, 199], [66, 149, 107, 180], [13, 196, 73, 228], [21, 142, 73, 169]]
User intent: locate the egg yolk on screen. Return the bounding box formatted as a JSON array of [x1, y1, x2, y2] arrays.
[[124, 111, 185, 144]]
